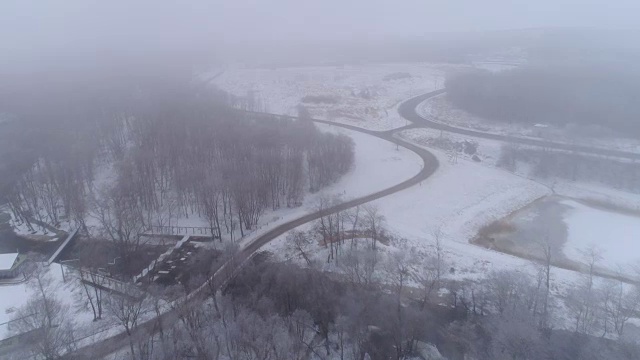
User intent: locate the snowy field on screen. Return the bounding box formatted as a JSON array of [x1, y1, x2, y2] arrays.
[[365, 146, 550, 279], [212, 63, 453, 131], [369, 145, 548, 246], [561, 199, 640, 271], [316, 124, 422, 197]]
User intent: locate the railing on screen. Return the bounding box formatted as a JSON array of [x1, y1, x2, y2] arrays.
[[76, 268, 145, 299], [145, 225, 218, 238], [132, 235, 190, 283], [47, 228, 79, 265]]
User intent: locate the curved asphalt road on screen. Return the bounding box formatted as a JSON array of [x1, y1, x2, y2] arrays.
[[64, 95, 441, 359], [61, 87, 640, 359], [400, 90, 640, 161]]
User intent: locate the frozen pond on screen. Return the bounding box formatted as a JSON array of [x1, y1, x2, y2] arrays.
[[561, 199, 640, 270], [478, 196, 640, 275]]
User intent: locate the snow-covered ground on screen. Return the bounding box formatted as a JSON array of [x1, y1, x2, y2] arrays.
[[0, 279, 30, 339], [265, 127, 640, 331], [5, 217, 61, 240], [471, 62, 520, 72], [561, 199, 640, 270], [265, 135, 549, 276], [356, 146, 554, 283], [399, 127, 504, 165], [318, 124, 422, 197], [213, 62, 640, 332], [400, 126, 640, 208], [554, 182, 640, 211], [212, 63, 453, 131], [0, 264, 113, 342], [0, 120, 422, 348], [399, 127, 640, 274], [8, 60, 640, 348], [128, 123, 422, 236]]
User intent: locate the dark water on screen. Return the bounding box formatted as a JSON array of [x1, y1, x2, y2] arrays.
[[0, 211, 62, 256], [0, 212, 23, 253]]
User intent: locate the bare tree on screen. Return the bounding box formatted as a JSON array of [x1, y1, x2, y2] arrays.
[[11, 266, 76, 360], [339, 247, 380, 288], [416, 231, 447, 310], [74, 242, 110, 321], [106, 293, 149, 358], [384, 249, 418, 359], [533, 234, 555, 328], [363, 204, 385, 251], [288, 230, 315, 266], [91, 185, 146, 277]]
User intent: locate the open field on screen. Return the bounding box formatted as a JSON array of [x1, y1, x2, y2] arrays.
[[213, 63, 452, 130]]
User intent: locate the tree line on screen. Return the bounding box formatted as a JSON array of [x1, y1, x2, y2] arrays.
[[445, 65, 640, 137], [498, 144, 640, 193], [3, 78, 354, 274]]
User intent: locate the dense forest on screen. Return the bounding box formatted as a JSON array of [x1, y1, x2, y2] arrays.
[[2, 78, 354, 274], [13, 242, 640, 360], [445, 66, 640, 136]]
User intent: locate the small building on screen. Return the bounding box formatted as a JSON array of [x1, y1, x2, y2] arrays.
[[0, 253, 21, 279]]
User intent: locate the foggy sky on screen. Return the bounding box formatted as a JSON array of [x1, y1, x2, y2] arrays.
[[1, 0, 640, 71]]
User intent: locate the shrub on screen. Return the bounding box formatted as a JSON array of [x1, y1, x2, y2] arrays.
[[301, 95, 339, 104], [383, 72, 412, 81]]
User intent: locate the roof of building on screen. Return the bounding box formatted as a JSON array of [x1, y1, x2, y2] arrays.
[[0, 253, 19, 271]]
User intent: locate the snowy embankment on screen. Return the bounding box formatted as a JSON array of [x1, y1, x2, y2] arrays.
[[213, 63, 450, 131]]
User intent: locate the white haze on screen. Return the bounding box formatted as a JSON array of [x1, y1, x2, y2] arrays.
[[1, 0, 640, 72]]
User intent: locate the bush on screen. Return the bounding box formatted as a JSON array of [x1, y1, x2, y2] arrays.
[[463, 140, 478, 155], [301, 95, 339, 104], [383, 72, 412, 81], [477, 220, 515, 238]]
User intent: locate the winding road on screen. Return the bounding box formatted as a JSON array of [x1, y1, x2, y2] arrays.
[[400, 90, 640, 161], [64, 93, 442, 359], [60, 86, 640, 359]]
